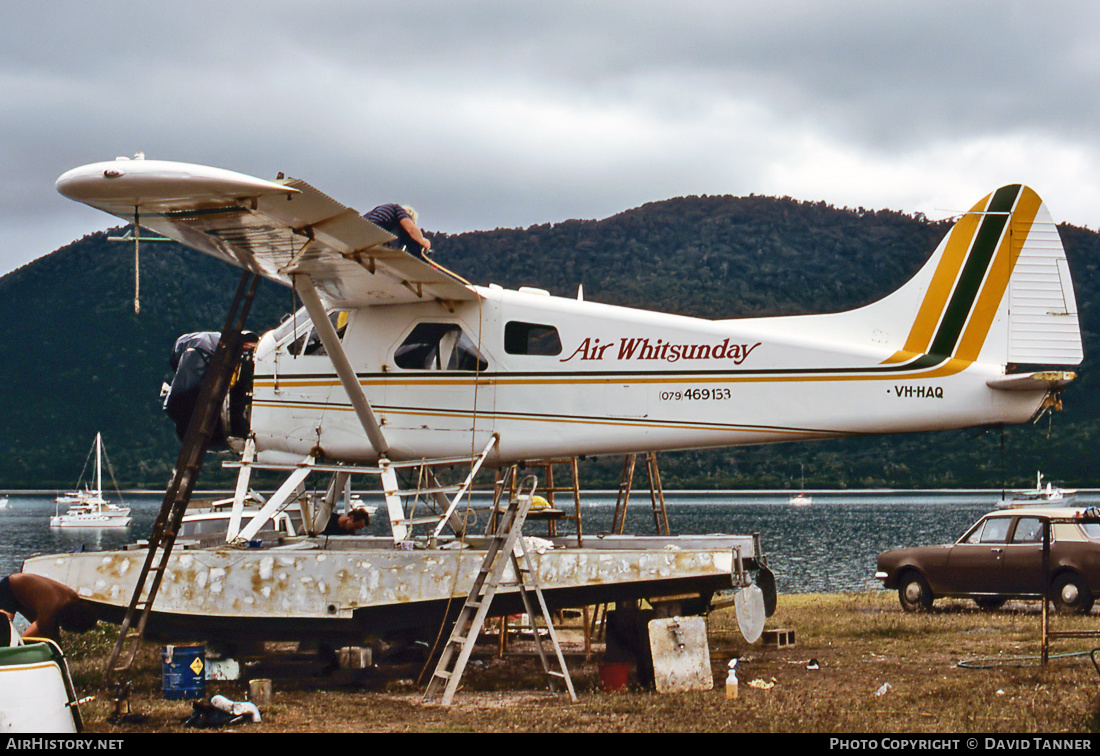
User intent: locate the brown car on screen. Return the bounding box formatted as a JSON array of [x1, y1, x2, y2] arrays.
[[876, 507, 1100, 613]]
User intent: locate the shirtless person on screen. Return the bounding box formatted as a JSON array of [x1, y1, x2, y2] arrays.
[[0, 573, 98, 643]]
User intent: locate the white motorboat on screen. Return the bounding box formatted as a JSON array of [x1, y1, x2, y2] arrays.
[[49, 434, 131, 529], [997, 471, 1076, 509]]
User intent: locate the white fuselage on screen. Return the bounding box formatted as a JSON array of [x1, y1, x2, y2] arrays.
[[51, 162, 1079, 470], [248, 284, 1044, 466]]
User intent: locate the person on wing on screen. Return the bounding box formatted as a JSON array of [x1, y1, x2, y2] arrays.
[[0, 573, 98, 644], [364, 203, 432, 255]]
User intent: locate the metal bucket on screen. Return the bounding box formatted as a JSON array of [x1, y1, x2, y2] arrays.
[[161, 645, 205, 700]]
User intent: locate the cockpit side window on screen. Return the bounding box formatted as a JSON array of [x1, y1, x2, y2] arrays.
[[504, 321, 562, 356], [291, 311, 350, 357], [395, 323, 488, 371]]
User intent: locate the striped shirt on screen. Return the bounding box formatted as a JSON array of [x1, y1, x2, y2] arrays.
[[364, 204, 416, 250]]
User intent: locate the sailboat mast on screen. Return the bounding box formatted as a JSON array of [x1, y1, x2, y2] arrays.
[[95, 433, 103, 495]]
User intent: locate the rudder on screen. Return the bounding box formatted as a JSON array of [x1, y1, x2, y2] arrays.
[[885, 185, 1081, 368]]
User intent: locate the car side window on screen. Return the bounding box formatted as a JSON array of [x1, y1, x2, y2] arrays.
[[1011, 517, 1044, 544], [978, 517, 1012, 544], [963, 521, 984, 544]]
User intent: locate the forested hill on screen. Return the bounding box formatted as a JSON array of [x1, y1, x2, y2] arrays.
[[1, 192, 1098, 490]]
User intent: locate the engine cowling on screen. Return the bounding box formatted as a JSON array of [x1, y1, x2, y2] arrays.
[[162, 331, 255, 448]]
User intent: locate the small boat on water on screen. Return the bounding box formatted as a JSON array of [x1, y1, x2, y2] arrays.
[[997, 471, 1076, 509], [789, 465, 812, 506], [50, 434, 131, 529]]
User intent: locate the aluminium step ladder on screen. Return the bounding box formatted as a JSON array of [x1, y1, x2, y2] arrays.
[[424, 476, 577, 705], [103, 271, 261, 686]]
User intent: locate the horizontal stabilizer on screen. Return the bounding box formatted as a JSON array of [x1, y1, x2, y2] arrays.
[[986, 371, 1076, 391]]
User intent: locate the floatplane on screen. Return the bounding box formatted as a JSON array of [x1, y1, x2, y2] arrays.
[[25, 156, 1082, 655]]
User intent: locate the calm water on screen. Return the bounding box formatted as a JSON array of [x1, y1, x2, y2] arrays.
[[4, 490, 1100, 595]]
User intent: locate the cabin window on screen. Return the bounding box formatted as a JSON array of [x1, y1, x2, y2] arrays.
[[504, 322, 562, 356], [395, 323, 488, 371]]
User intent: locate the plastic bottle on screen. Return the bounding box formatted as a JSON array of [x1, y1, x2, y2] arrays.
[[725, 659, 739, 700]]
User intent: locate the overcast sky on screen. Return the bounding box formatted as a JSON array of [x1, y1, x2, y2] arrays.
[[3, 1, 1099, 278]]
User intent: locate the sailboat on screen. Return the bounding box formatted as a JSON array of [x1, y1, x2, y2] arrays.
[[50, 434, 131, 528], [789, 465, 812, 506]]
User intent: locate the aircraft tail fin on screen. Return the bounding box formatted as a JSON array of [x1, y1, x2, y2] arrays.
[[879, 184, 1082, 368]]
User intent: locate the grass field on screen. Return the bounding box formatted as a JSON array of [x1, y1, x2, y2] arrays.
[[58, 591, 1100, 733]]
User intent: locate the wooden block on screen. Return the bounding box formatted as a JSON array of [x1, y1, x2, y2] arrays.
[[761, 628, 795, 648]]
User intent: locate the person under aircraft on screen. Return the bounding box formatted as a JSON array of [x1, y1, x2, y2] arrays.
[[322, 507, 371, 536], [0, 572, 98, 644]]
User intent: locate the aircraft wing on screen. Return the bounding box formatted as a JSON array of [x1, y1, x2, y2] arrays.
[[56, 158, 477, 308]]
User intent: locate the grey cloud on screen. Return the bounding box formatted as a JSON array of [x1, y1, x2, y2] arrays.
[[3, 1, 1100, 276]]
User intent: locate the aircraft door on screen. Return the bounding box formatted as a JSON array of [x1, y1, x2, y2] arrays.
[[385, 321, 495, 454]]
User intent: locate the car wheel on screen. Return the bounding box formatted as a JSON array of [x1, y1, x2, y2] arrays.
[[974, 597, 1006, 611], [1051, 572, 1094, 615], [898, 571, 933, 612]]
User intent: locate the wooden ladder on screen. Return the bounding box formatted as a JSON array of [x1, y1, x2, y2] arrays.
[[424, 476, 577, 705], [611, 452, 670, 536], [494, 458, 584, 544], [593, 452, 672, 642], [103, 272, 260, 686]]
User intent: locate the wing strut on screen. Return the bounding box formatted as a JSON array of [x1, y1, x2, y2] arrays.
[[293, 273, 389, 457]]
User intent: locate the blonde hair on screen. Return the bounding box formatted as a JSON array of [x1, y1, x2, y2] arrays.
[[402, 205, 419, 225]]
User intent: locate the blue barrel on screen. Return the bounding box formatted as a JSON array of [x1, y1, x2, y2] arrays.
[[161, 645, 205, 700]]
